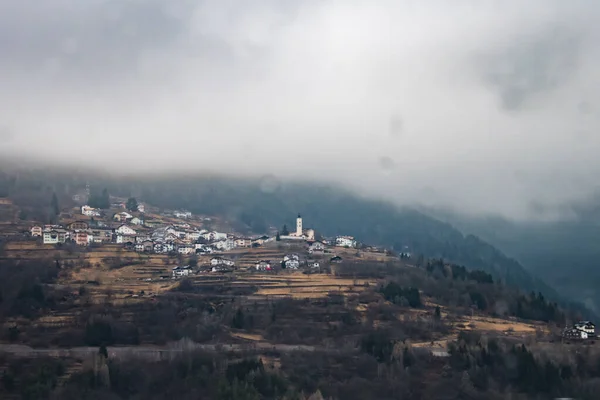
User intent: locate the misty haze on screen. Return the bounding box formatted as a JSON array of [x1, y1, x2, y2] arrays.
[[2, 1, 600, 399], [1, 1, 599, 219]]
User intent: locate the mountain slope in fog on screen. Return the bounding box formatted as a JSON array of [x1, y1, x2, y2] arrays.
[[428, 208, 600, 314]]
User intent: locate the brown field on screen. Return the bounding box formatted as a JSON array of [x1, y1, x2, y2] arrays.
[[464, 315, 541, 334], [230, 332, 264, 341], [1, 240, 546, 350], [1, 241, 375, 302], [252, 273, 375, 299]]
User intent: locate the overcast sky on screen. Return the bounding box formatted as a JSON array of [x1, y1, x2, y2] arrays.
[[1, 0, 599, 220]]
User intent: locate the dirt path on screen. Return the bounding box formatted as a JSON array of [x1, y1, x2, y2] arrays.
[[0, 341, 347, 362]]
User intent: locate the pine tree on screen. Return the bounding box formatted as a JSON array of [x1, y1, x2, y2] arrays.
[[281, 225, 289, 235], [89, 188, 110, 209], [232, 308, 245, 329], [51, 192, 60, 216], [100, 189, 110, 209], [126, 197, 138, 212], [276, 232, 281, 241], [98, 344, 108, 358]]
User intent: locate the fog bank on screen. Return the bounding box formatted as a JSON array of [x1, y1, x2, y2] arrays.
[[1, 0, 599, 220]]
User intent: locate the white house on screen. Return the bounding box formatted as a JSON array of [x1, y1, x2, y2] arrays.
[[116, 225, 137, 235], [235, 238, 252, 248], [135, 234, 151, 243], [213, 238, 235, 251], [81, 205, 101, 217], [211, 257, 235, 267], [30, 226, 43, 237], [279, 235, 305, 241], [336, 236, 357, 248], [164, 226, 186, 239], [283, 259, 300, 269], [308, 242, 325, 253], [43, 229, 67, 244], [116, 234, 136, 244], [131, 217, 144, 226], [165, 233, 180, 243], [174, 210, 192, 219], [137, 204, 145, 213], [164, 242, 175, 252], [564, 328, 588, 340], [177, 245, 195, 255], [186, 231, 201, 241], [575, 321, 595, 335], [113, 211, 133, 222], [195, 244, 214, 254], [202, 231, 228, 242], [255, 260, 272, 271], [165, 226, 178, 236], [172, 266, 192, 278], [153, 242, 173, 253]]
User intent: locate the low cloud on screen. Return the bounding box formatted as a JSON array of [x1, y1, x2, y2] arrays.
[[1, 0, 599, 220]]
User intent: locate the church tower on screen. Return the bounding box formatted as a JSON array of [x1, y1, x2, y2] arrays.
[[296, 214, 303, 236]]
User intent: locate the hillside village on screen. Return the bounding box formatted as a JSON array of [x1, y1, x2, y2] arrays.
[[17, 197, 600, 342], [27, 195, 388, 275]]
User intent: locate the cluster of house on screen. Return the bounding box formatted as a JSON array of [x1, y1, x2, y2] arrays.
[[32, 211, 358, 255], [563, 321, 596, 341], [31, 222, 113, 246], [171, 257, 238, 278], [31, 210, 359, 277], [169, 252, 325, 278], [31, 219, 270, 255]]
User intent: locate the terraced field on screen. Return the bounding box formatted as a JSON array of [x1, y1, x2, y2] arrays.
[[1, 239, 546, 357]]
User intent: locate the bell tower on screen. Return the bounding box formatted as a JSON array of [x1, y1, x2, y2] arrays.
[[296, 214, 303, 236]]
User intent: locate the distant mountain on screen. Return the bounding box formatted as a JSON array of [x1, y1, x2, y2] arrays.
[[426, 208, 600, 314]]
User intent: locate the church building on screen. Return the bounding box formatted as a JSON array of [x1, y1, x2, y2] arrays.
[[287, 214, 315, 241]]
